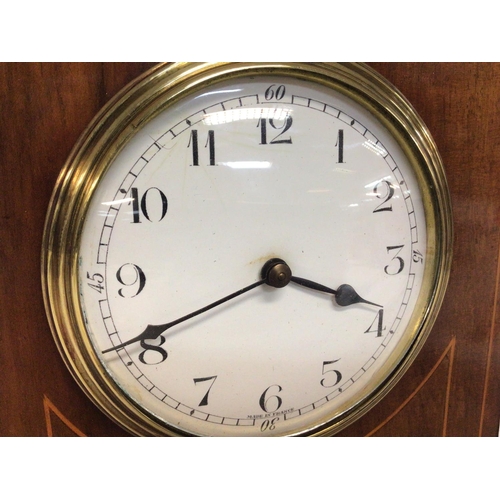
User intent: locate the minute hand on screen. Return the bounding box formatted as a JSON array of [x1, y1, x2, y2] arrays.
[[102, 258, 294, 355], [290, 276, 382, 308], [102, 279, 266, 354]]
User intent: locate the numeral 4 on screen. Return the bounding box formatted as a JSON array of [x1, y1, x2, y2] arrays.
[[365, 308, 385, 337]]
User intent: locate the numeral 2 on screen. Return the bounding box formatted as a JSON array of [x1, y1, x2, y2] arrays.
[[373, 180, 394, 213]]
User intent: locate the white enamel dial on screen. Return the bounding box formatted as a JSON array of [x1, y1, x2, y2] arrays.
[[76, 71, 429, 436]]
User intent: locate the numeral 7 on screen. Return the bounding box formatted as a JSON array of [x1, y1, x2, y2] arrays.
[[193, 376, 218, 406]]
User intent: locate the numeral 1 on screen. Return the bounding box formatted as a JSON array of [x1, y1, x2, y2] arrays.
[[336, 129, 344, 163]]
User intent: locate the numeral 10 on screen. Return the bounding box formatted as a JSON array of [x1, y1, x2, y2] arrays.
[[130, 187, 168, 223]]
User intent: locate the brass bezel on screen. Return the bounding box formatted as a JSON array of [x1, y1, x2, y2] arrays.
[[42, 63, 453, 436]]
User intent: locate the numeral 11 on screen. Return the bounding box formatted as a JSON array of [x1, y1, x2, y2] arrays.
[[189, 129, 215, 166]]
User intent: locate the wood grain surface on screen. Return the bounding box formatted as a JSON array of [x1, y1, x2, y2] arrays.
[[1, 62, 498, 436]]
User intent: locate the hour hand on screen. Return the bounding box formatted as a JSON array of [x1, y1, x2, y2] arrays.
[[290, 276, 382, 308], [334, 284, 382, 308]]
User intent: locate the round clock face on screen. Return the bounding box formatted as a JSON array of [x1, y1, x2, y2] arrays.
[[44, 63, 452, 436]]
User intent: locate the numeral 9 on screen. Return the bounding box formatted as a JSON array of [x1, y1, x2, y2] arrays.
[[116, 263, 146, 297]]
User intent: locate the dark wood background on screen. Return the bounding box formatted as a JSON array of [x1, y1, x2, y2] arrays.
[[1, 63, 498, 437]]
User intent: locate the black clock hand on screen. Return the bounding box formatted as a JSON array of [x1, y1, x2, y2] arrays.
[[290, 276, 382, 308], [102, 259, 381, 354], [261, 259, 381, 307], [102, 259, 289, 354], [102, 279, 266, 354]]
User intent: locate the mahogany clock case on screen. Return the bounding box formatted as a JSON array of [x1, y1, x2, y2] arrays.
[[0, 62, 498, 436]]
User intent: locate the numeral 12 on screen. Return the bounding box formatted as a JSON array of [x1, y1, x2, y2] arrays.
[[258, 115, 293, 144]]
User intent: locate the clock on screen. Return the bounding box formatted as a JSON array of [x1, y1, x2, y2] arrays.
[[41, 62, 452, 436]]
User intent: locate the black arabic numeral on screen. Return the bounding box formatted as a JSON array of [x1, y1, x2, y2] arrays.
[[116, 263, 146, 298], [335, 129, 344, 163], [188, 129, 215, 166], [259, 384, 283, 413], [139, 335, 168, 365], [258, 116, 267, 145], [373, 180, 395, 213], [320, 359, 343, 388], [258, 113, 292, 145], [384, 245, 405, 275], [131, 188, 141, 223], [264, 84, 286, 101], [260, 417, 280, 432], [364, 308, 385, 337], [87, 272, 104, 293], [413, 249, 424, 264], [206, 130, 215, 166], [131, 187, 168, 223], [193, 375, 218, 406], [188, 129, 199, 165]]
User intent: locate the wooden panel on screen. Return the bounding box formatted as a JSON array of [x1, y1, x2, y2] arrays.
[[1, 62, 498, 436]]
